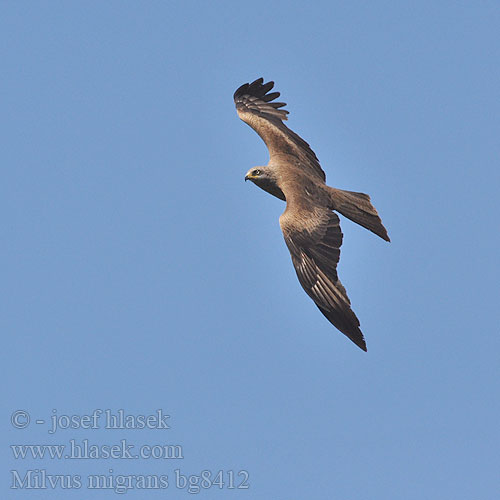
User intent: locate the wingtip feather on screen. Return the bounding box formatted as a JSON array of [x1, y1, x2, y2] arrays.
[[234, 78, 289, 120]]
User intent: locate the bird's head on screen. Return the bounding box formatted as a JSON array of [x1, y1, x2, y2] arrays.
[[244, 167, 286, 201], [244, 167, 268, 183]]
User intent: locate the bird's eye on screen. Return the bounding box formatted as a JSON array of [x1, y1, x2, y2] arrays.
[[253, 169, 261, 176]]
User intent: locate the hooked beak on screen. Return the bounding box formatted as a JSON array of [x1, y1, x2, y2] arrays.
[[245, 171, 257, 182]]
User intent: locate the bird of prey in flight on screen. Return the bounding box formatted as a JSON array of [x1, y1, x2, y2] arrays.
[[234, 78, 390, 351]]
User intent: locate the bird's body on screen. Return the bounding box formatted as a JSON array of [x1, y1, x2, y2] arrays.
[[235, 78, 389, 351]]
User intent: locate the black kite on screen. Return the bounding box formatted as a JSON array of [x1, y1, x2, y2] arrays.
[[235, 78, 390, 351]]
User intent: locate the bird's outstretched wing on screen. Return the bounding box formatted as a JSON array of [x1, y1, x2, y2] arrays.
[[280, 206, 367, 351], [234, 78, 326, 181]]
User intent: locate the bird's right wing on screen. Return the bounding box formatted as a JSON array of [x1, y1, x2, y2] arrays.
[[234, 78, 326, 181], [279, 206, 367, 351]]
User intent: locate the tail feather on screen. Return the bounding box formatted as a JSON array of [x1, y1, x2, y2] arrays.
[[330, 188, 390, 242]]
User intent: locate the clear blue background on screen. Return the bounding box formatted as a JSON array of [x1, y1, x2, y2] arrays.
[[2, 1, 499, 498]]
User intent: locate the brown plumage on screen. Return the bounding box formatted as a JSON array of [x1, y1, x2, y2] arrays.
[[235, 78, 389, 351]]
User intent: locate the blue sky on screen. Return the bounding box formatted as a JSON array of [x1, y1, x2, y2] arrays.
[[2, 1, 499, 499]]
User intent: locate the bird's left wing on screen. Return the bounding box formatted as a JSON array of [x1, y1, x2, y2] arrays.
[[280, 206, 367, 351], [234, 78, 326, 181]]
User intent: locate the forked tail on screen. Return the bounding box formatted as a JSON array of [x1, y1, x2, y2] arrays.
[[329, 188, 390, 242]]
